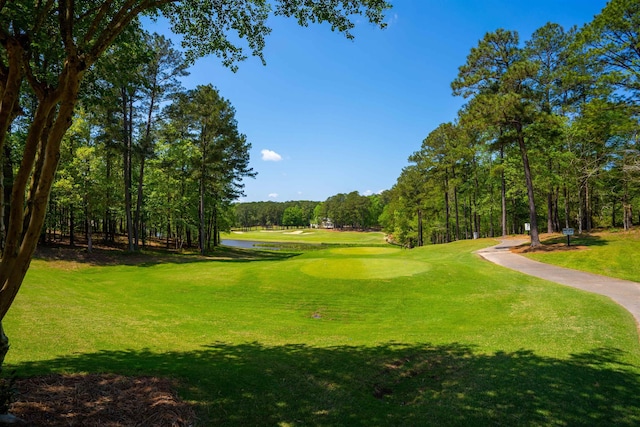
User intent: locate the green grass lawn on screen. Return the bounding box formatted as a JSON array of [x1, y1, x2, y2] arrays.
[[524, 230, 640, 282], [5, 237, 640, 425], [221, 228, 388, 245]]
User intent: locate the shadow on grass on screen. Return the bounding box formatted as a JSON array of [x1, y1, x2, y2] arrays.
[[512, 234, 608, 253], [12, 342, 640, 426], [543, 233, 608, 248], [34, 245, 301, 267]]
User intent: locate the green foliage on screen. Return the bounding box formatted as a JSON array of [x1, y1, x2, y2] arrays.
[[389, 6, 640, 244], [282, 206, 305, 227], [581, 0, 640, 101]]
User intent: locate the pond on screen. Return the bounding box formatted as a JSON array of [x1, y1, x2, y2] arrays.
[[221, 239, 283, 251]]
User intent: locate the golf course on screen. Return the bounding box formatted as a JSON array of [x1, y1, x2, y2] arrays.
[[5, 230, 640, 425]]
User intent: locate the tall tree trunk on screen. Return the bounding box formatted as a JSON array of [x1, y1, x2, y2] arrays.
[[473, 162, 481, 238], [86, 206, 93, 254], [500, 146, 507, 237], [199, 175, 205, 255], [166, 191, 171, 249], [135, 89, 156, 252], [563, 185, 570, 229], [444, 173, 451, 243], [103, 153, 111, 243], [134, 156, 145, 249], [453, 185, 460, 241], [547, 188, 554, 234], [417, 208, 423, 247], [122, 89, 134, 252], [516, 129, 540, 247], [585, 180, 592, 232], [577, 184, 584, 234], [489, 181, 495, 238], [552, 187, 560, 232], [0, 65, 84, 366], [69, 205, 75, 246]]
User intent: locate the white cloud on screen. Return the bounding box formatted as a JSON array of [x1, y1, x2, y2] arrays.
[[363, 190, 373, 196], [261, 149, 282, 162], [386, 13, 399, 27], [268, 193, 279, 198]]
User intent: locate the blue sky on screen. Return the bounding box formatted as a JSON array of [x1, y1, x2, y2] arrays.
[[145, 1, 608, 203]]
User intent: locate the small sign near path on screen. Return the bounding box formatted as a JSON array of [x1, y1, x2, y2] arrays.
[[562, 228, 574, 246]]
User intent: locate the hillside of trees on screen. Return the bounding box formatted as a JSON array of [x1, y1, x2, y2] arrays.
[[381, 0, 640, 247]]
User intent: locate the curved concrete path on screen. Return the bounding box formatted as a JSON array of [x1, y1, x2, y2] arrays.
[[475, 239, 640, 328]]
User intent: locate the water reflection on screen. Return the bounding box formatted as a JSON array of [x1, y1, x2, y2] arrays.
[[221, 239, 282, 251]]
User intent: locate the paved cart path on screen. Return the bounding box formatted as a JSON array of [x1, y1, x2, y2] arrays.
[[476, 239, 640, 327]]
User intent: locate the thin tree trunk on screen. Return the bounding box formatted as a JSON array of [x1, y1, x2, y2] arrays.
[[86, 207, 93, 254], [516, 129, 540, 246], [563, 185, 570, 229], [134, 156, 145, 250], [585, 180, 592, 232], [500, 146, 507, 237], [166, 190, 171, 249], [444, 173, 451, 243], [417, 208, 423, 247], [547, 189, 554, 234], [199, 175, 205, 255], [453, 185, 460, 241], [473, 164, 480, 238], [69, 205, 75, 246], [553, 187, 560, 231], [489, 181, 495, 238], [121, 89, 135, 252]]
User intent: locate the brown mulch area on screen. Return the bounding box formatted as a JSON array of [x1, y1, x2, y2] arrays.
[[10, 374, 196, 426], [510, 242, 587, 254]]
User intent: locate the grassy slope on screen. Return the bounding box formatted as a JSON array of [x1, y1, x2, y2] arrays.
[[524, 230, 640, 282], [6, 237, 640, 426]]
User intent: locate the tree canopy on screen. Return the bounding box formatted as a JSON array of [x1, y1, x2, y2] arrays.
[[383, 3, 640, 248]]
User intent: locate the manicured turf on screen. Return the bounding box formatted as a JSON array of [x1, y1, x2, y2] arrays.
[[524, 230, 640, 282], [222, 228, 388, 245], [5, 237, 640, 425]]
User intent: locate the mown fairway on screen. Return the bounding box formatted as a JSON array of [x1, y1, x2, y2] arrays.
[[221, 228, 388, 245], [6, 236, 640, 426]]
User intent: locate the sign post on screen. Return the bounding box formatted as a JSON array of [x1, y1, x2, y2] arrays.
[[562, 228, 574, 246], [524, 223, 530, 235]]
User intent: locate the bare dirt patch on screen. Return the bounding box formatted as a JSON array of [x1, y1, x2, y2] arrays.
[[11, 374, 196, 426]]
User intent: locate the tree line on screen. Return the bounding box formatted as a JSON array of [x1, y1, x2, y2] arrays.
[[382, 0, 640, 248], [233, 191, 387, 230]]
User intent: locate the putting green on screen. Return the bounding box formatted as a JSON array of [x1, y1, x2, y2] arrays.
[[300, 258, 429, 280]]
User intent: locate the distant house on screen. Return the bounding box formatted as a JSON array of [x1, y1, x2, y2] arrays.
[[321, 218, 334, 229]]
